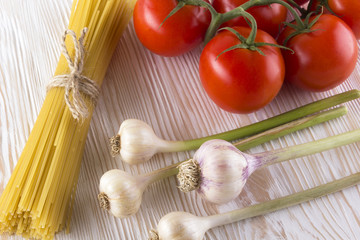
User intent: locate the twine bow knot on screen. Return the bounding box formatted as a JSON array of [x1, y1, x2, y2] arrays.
[[47, 28, 100, 121]]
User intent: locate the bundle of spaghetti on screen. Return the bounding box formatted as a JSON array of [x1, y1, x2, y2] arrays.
[[0, 0, 136, 239]]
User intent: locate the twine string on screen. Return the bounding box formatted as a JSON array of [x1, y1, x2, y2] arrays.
[[47, 28, 100, 121]]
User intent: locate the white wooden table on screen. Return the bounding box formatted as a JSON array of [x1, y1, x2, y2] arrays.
[[1, 1, 360, 239]]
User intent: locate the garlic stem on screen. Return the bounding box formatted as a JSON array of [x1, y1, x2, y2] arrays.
[[154, 107, 347, 187], [100, 107, 347, 217], [234, 106, 347, 150], [207, 172, 360, 229], [151, 172, 360, 240], [145, 163, 180, 185], [182, 90, 359, 150], [255, 128, 360, 167], [111, 90, 360, 163], [176, 108, 357, 204]]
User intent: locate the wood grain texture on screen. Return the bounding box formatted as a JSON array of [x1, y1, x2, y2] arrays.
[[1, 1, 360, 239]]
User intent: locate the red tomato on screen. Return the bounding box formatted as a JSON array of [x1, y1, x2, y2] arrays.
[[133, 0, 211, 57], [199, 26, 285, 113], [278, 14, 358, 92], [310, 0, 360, 39], [212, 0, 287, 38]]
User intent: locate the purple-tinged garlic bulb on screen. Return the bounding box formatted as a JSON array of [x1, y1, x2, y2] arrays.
[[177, 139, 260, 204], [178, 128, 360, 204]]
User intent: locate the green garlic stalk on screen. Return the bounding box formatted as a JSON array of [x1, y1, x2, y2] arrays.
[[177, 128, 360, 204], [149, 172, 360, 240], [99, 106, 346, 218], [110, 90, 360, 165]]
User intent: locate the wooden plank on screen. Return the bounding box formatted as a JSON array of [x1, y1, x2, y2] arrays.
[[1, 1, 360, 239]]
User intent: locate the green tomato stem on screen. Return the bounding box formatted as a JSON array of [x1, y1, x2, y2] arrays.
[[203, 13, 224, 45], [206, 172, 360, 228], [203, 0, 306, 42], [180, 90, 360, 151], [203, 5, 258, 44], [145, 106, 348, 184], [180, 0, 218, 16], [241, 9, 258, 45], [176, 0, 306, 43], [177, 0, 220, 43]]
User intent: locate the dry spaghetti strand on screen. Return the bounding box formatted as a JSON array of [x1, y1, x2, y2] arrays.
[[0, 0, 136, 239]]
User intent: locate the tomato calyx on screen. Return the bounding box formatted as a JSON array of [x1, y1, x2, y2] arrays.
[[217, 27, 293, 58], [282, 10, 323, 46], [207, 0, 306, 43], [162, 0, 305, 44]]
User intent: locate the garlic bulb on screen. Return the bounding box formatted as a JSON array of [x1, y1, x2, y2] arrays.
[[178, 139, 258, 204], [151, 170, 360, 240], [98, 164, 179, 218], [109, 91, 360, 165], [98, 108, 347, 218], [110, 119, 186, 165], [149, 212, 209, 240], [177, 129, 360, 204], [98, 169, 147, 218]]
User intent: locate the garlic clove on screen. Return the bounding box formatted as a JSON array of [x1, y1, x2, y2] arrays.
[[98, 169, 146, 218], [116, 119, 162, 164], [150, 212, 208, 240]]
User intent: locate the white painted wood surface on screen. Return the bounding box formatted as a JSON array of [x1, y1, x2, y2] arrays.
[[1, 1, 360, 239]]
